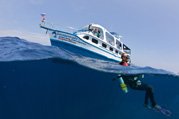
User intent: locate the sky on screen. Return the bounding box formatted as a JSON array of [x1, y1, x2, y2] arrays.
[[0, 0, 179, 73]]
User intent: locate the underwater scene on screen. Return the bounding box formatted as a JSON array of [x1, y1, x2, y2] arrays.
[[0, 37, 178, 119]]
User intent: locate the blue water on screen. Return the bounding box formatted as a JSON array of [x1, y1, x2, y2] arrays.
[[0, 37, 178, 119]]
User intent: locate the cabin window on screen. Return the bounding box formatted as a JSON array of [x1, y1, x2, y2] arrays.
[[92, 28, 100, 38], [83, 36, 89, 40], [118, 51, 122, 55], [110, 47, 113, 51], [116, 40, 122, 49], [90, 27, 104, 40], [106, 32, 115, 46], [102, 43, 107, 48], [115, 50, 118, 54], [92, 38, 98, 44]]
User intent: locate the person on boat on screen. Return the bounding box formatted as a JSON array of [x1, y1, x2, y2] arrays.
[[92, 28, 100, 38], [117, 53, 161, 110]]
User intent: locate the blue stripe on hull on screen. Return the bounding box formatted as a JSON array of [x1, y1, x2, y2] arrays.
[[50, 39, 120, 62]]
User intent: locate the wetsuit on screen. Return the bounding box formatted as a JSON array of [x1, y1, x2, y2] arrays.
[[120, 62, 157, 107], [121, 75, 157, 107]]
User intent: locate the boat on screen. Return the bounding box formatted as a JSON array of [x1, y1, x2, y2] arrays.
[[39, 17, 131, 62]]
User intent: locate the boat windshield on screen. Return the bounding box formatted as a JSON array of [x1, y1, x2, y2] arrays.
[[106, 32, 115, 46]]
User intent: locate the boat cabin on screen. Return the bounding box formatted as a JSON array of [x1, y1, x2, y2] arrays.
[[74, 23, 131, 55]]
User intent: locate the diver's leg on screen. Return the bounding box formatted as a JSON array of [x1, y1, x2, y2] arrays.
[[145, 85, 157, 107], [129, 83, 157, 107], [144, 90, 149, 106]]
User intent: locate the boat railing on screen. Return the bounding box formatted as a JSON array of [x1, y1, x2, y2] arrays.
[[81, 32, 124, 57]]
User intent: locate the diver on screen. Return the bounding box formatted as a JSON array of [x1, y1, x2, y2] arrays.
[[115, 53, 161, 110]]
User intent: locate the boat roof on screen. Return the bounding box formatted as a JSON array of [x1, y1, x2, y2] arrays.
[[80, 23, 122, 40], [88, 23, 108, 31]]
